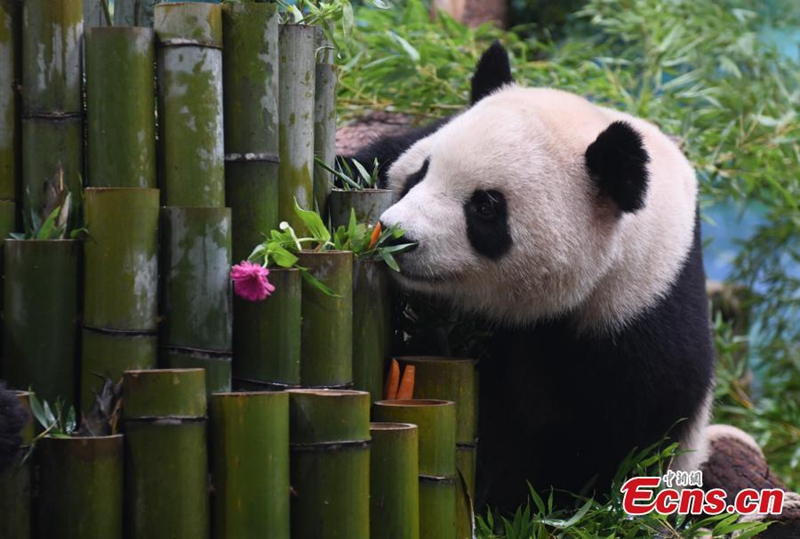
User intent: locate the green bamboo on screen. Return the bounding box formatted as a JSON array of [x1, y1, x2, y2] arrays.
[[160, 207, 232, 352], [3, 240, 79, 406], [0, 0, 20, 201], [370, 422, 420, 539], [278, 24, 316, 232], [210, 392, 290, 539], [123, 369, 209, 539], [233, 268, 302, 389], [0, 391, 32, 539], [161, 348, 231, 396], [352, 260, 391, 401], [21, 0, 82, 114], [85, 27, 156, 188], [288, 389, 370, 539], [374, 400, 457, 539], [114, 0, 156, 27], [329, 189, 395, 228], [456, 446, 476, 539], [38, 435, 124, 539], [296, 251, 353, 387], [313, 62, 337, 214], [80, 329, 157, 413], [155, 3, 225, 207], [0, 200, 15, 238], [223, 2, 281, 262], [21, 117, 83, 218], [84, 188, 160, 331], [83, 0, 111, 27]]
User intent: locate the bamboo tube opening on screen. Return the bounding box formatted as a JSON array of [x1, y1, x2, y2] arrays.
[[125, 368, 201, 376], [288, 388, 364, 397], [375, 399, 455, 407], [370, 422, 418, 431], [212, 391, 287, 398]]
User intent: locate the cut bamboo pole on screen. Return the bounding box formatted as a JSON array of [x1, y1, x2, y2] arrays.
[[233, 268, 302, 390], [374, 400, 457, 539], [114, 0, 156, 27], [210, 392, 290, 539], [370, 422, 420, 539], [161, 348, 231, 396], [313, 61, 337, 215], [0, 200, 15, 238], [0, 391, 32, 538], [38, 435, 124, 539], [278, 24, 316, 232], [20, 117, 83, 218], [396, 357, 478, 538], [160, 207, 232, 351], [0, 0, 20, 201], [84, 188, 160, 331], [21, 0, 82, 115], [85, 27, 156, 188], [329, 189, 395, 229], [296, 250, 353, 388], [80, 329, 157, 412], [3, 240, 79, 406], [222, 2, 281, 262], [123, 369, 209, 539], [352, 259, 391, 401], [288, 389, 370, 539], [155, 2, 225, 207], [83, 0, 111, 27]]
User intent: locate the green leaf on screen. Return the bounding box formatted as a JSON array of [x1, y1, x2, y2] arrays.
[[299, 267, 339, 297], [294, 200, 331, 245]]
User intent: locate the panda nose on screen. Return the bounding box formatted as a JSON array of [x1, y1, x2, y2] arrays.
[[379, 222, 418, 252]]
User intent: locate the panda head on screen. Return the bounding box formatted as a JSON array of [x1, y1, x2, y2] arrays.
[[380, 43, 697, 329]]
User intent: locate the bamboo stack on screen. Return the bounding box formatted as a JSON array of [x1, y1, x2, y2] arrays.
[[352, 259, 392, 401], [20, 0, 83, 218], [210, 392, 290, 539], [156, 3, 232, 394], [124, 369, 210, 539], [81, 188, 159, 411], [397, 357, 479, 537], [370, 422, 420, 539], [0, 0, 19, 224], [0, 391, 32, 538], [374, 399, 458, 539], [288, 389, 371, 539], [278, 23, 316, 232], [313, 26, 337, 215], [38, 435, 124, 539]]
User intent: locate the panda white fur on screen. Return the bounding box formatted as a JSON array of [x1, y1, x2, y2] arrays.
[[352, 42, 715, 509]]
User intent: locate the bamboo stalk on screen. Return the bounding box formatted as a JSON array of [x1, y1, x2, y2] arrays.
[[0, 391, 32, 538], [352, 259, 391, 401], [155, 3, 225, 207], [21, 117, 83, 218], [233, 267, 302, 389], [210, 392, 290, 539], [161, 347, 231, 396], [0, 200, 15, 238], [0, 0, 20, 201], [80, 329, 157, 413], [114, 0, 156, 27], [38, 435, 124, 539], [374, 399, 458, 539], [83, 0, 111, 27], [160, 206, 232, 352], [329, 189, 395, 229], [123, 369, 209, 539], [85, 28, 156, 188], [278, 24, 316, 232], [288, 389, 370, 539], [3, 240, 79, 406], [370, 422, 420, 539], [296, 250, 353, 388], [21, 0, 82, 115], [313, 61, 337, 215], [223, 2, 281, 262], [84, 188, 160, 331]]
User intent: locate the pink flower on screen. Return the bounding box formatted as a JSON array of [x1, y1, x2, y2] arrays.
[[231, 261, 275, 302]]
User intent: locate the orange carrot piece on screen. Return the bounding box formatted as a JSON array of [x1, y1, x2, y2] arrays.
[[396, 365, 415, 400], [368, 222, 382, 250], [384, 358, 400, 400]]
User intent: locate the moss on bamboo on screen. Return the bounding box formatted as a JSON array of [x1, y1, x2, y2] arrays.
[[352, 260, 391, 401], [0, 0, 20, 201]]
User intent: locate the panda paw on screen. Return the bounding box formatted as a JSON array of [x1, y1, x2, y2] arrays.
[[0, 382, 27, 472]]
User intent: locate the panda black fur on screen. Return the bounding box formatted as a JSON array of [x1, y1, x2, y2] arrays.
[[351, 43, 716, 510]]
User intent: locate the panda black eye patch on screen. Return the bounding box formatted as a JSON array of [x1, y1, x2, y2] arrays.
[[399, 159, 430, 199], [465, 190, 512, 260]]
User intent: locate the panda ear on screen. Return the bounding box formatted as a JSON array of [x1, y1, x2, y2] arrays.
[[585, 121, 650, 213], [470, 41, 513, 105]]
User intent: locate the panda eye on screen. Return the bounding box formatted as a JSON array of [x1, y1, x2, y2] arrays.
[[477, 201, 496, 219], [471, 191, 500, 220]]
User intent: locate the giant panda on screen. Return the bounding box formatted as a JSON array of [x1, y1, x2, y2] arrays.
[[353, 42, 716, 510]]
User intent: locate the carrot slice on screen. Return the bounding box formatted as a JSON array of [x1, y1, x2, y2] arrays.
[[396, 365, 415, 400], [384, 358, 400, 400], [368, 222, 382, 250]]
